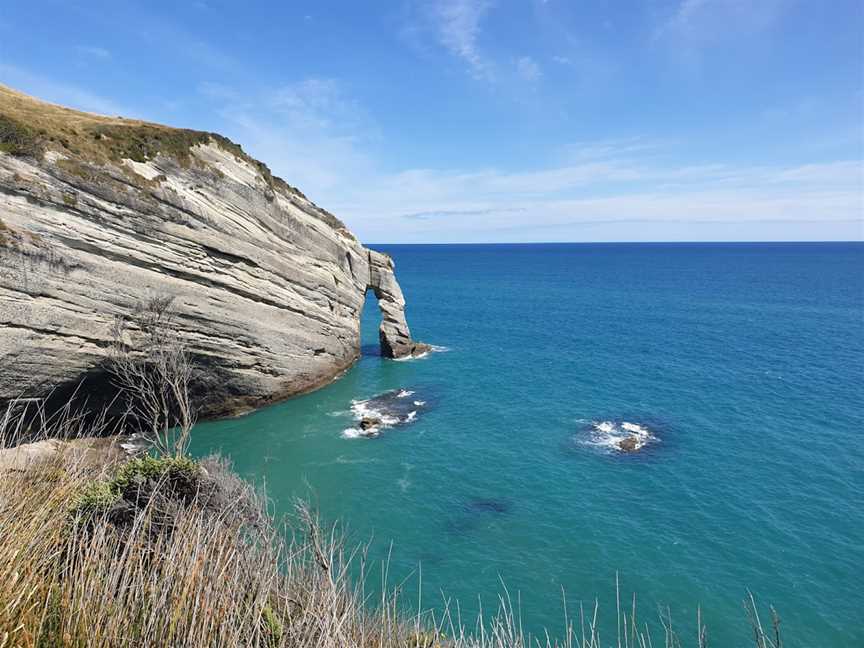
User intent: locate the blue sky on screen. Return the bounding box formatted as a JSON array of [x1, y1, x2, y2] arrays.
[[1, 0, 862, 242]]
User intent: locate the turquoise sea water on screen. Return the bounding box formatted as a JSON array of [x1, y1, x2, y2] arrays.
[[190, 243, 864, 646]]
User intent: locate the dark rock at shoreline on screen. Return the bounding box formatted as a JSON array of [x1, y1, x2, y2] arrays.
[[359, 417, 382, 430], [617, 437, 639, 452]]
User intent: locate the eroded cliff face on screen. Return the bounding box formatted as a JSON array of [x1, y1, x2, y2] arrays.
[[0, 85, 426, 417]]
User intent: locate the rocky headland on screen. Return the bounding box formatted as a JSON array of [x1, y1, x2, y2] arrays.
[[0, 84, 428, 419]]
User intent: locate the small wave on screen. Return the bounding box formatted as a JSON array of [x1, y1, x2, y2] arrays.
[[336, 455, 380, 465], [392, 345, 450, 361], [393, 352, 427, 362]]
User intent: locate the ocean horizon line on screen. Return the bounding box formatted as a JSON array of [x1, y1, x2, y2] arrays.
[[366, 239, 864, 246]]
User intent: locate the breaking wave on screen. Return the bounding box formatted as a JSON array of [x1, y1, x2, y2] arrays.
[[392, 345, 451, 362]]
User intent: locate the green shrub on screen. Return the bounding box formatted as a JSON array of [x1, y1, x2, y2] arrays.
[[111, 454, 198, 490], [260, 605, 284, 647], [72, 480, 121, 516], [70, 455, 200, 518], [88, 124, 212, 166]]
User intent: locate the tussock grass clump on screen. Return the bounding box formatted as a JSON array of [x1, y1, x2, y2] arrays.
[[0, 114, 42, 157], [70, 454, 200, 517], [87, 123, 213, 166]]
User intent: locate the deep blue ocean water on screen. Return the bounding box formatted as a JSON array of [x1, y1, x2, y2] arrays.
[[191, 243, 864, 646]]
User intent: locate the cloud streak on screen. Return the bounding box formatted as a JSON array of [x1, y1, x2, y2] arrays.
[[431, 0, 495, 79], [655, 0, 785, 45], [76, 46, 111, 59], [515, 56, 542, 81]]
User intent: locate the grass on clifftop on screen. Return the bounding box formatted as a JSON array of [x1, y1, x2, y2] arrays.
[[0, 83, 351, 234], [0, 83, 226, 167]]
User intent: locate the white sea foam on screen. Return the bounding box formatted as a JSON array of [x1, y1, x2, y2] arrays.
[[342, 388, 427, 438], [621, 422, 650, 436], [392, 345, 449, 361], [341, 425, 382, 439], [393, 351, 428, 362], [580, 420, 659, 453]]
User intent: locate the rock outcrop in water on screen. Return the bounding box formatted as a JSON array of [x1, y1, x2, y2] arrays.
[[0, 85, 426, 417]]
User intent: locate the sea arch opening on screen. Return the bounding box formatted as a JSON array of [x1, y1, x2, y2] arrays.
[[360, 286, 385, 358]]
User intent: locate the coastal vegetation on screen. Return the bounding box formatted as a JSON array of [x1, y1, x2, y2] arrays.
[[0, 84, 309, 200]]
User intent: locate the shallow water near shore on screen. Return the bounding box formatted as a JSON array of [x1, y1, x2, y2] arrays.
[[190, 242, 864, 646]]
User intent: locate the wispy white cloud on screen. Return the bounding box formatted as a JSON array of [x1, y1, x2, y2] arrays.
[[430, 0, 496, 80], [413, 2, 550, 87], [268, 79, 371, 133], [403, 207, 526, 220], [200, 78, 377, 195], [515, 56, 542, 82], [655, 0, 785, 45], [76, 45, 111, 59]]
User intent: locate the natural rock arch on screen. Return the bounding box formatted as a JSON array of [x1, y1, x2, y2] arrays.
[[366, 250, 430, 359]]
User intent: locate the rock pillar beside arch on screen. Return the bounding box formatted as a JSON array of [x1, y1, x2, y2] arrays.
[[366, 250, 430, 359]]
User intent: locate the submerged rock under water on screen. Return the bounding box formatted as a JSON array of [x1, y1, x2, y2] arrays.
[[342, 388, 428, 439], [445, 496, 514, 536], [464, 497, 513, 515]]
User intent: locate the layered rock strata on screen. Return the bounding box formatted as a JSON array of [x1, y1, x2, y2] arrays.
[[0, 85, 427, 417]]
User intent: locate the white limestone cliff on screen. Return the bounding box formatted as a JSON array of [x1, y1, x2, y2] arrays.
[[0, 85, 427, 418]]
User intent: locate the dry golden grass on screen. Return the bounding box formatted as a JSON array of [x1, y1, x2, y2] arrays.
[[0, 83, 350, 231], [0, 83, 205, 164]]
